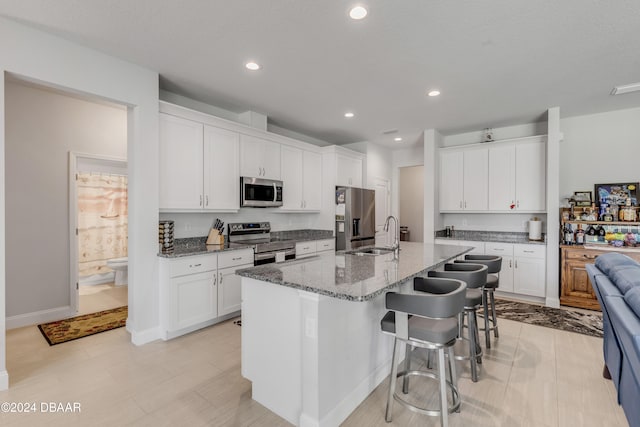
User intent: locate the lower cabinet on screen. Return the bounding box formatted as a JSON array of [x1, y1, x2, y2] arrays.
[[296, 238, 335, 259], [160, 249, 253, 340]]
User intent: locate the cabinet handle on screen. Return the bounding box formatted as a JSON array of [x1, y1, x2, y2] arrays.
[[583, 254, 598, 260], [515, 260, 518, 268], [189, 263, 202, 268], [509, 260, 512, 268], [232, 257, 242, 261], [219, 272, 223, 285], [517, 200, 520, 208], [205, 195, 209, 206], [213, 274, 217, 286], [464, 201, 467, 208], [523, 250, 534, 253], [493, 248, 504, 251]]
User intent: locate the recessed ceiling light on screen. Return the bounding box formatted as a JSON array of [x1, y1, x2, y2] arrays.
[[344, 112, 355, 118], [427, 90, 441, 97], [245, 62, 261, 71], [611, 82, 640, 95], [349, 6, 368, 20], [394, 137, 403, 142]]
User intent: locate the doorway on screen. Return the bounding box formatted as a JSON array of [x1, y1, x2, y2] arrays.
[[70, 154, 128, 316], [399, 166, 424, 242]]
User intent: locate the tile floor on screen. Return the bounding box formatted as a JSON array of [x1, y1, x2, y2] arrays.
[[78, 283, 128, 316], [1, 314, 629, 426]]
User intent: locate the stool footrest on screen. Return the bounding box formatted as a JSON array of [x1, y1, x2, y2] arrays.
[[393, 370, 461, 416]]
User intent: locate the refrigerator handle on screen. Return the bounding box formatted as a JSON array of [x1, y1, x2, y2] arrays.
[[353, 218, 360, 237]]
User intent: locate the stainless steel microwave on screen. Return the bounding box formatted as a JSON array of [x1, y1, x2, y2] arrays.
[[240, 177, 283, 207]]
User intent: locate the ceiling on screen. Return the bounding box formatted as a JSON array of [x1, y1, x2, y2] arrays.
[[1, 1, 639, 148]]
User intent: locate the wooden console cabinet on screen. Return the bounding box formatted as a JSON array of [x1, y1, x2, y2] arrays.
[[560, 245, 640, 310]]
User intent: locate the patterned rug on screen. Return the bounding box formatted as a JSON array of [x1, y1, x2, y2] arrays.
[[493, 299, 603, 338], [37, 306, 127, 345]]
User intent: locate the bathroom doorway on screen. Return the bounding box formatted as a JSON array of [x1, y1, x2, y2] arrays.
[[399, 165, 424, 242], [70, 153, 128, 316]]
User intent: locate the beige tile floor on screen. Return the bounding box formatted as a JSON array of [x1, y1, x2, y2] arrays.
[[1, 315, 629, 426], [78, 283, 128, 316]]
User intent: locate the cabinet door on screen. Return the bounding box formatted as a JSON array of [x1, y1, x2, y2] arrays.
[[218, 264, 251, 317], [303, 150, 322, 210], [336, 154, 363, 187], [513, 256, 545, 297], [280, 146, 304, 209], [159, 113, 204, 209], [239, 134, 281, 180], [488, 144, 516, 211], [439, 150, 464, 211], [203, 125, 239, 210], [463, 148, 488, 210], [296, 241, 317, 259], [172, 271, 217, 330], [498, 255, 515, 293], [515, 141, 546, 211]]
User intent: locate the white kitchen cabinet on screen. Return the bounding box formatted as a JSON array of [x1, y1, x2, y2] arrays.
[[336, 153, 363, 187], [439, 147, 488, 211], [485, 242, 514, 292], [240, 134, 281, 180], [217, 249, 254, 317], [316, 239, 335, 253], [159, 113, 240, 211], [280, 146, 322, 211], [488, 138, 546, 212], [159, 113, 204, 210], [513, 244, 546, 297], [296, 241, 317, 259]]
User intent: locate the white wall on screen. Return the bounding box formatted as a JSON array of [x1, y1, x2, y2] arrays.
[[441, 213, 545, 233], [0, 15, 159, 389], [364, 143, 392, 187], [391, 143, 424, 221], [559, 107, 640, 202], [399, 166, 424, 242], [5, 79, 127, 321]]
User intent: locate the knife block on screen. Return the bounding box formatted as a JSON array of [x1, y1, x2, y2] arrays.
[[206, 228, 224, 245]]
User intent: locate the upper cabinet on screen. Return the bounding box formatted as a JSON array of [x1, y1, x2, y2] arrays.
[[280, 146, 322, 211], [440, 135, 546, 213], [336, 153, 363, 187], [488, 137, 546, 212], [439, 146, 488, 211], [239, 134, 281, 180], [159, 113, 240, 212]]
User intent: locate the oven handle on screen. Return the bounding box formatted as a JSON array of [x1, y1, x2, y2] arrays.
[[254, 248, 296, 261]]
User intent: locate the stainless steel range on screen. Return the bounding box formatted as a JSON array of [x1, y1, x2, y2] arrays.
[[227, 222, 295, 265]]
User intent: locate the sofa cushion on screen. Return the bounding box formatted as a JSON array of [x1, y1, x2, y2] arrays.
[[596, 253, 638, 276], [606, 297, 640, 388], [624, 286, 640, 319], [610, 266, 640, 294]]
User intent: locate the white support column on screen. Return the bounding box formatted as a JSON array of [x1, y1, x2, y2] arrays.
[[424, 129, 443, 243], [546, 107, 561, 308]]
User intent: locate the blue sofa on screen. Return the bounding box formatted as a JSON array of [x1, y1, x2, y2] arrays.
[[586, 252, 640, 427]]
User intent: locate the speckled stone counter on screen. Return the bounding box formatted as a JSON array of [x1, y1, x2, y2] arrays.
[[157, 237, 252, 258], [434, 230, 547, 245], [236, 241, 472, 301], [270, 229, 333, 242]]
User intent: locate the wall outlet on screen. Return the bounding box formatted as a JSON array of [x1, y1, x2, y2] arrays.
[[462, 219, 468, 226], [184, 222, 192, 231]]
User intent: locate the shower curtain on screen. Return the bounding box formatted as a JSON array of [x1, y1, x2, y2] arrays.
[[77, 172, 128, 280]]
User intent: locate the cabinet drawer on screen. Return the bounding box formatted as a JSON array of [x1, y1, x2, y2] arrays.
[[316, 239, 335, 252], [169, 255, 217, 278], [296, 241, 317, 256], [514, 244, 545, 258], [218, 249, 254, 269], [485, 242, 514, 256]]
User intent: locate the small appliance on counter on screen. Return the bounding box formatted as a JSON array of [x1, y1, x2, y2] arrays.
[[206, 218, 225, 245], [335, 186, 376, 250]]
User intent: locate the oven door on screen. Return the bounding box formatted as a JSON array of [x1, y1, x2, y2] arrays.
[[254, 248, 296, 265], [241, 177, 283, 207]]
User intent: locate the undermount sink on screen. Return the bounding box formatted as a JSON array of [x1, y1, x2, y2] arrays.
[[347, 247, 394, 256]]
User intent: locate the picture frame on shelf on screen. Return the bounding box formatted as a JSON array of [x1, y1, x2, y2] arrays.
[[573, 191, 592, 207], [595, 182, 639, 206]]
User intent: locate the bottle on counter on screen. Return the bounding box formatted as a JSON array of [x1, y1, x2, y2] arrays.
[[603, 207, 614, 222], [575, 224, 585, 245], [563, 223, 574, 245]]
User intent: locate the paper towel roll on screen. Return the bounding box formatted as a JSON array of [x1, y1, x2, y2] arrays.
[[528, 220, 542, 241]]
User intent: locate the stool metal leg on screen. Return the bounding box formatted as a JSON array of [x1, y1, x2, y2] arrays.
[[468, 309, 479, 382], [483, 289, 491, 349], [437, 347, 449, 427], [386, 338, 401, 422], [402, 343, 412, 394], [447, 346, 460, 413], [490, 290, 499, 338]]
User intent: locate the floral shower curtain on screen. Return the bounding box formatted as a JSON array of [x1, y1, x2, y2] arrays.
[[77, 172, 128, 279]]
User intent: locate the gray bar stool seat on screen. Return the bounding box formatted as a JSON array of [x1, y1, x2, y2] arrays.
[[381, 276, 466, 427], [456, 255, 502, 348], [428, 262, 488, 382]]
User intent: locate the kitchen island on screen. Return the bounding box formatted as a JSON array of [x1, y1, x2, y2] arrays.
[[237, 242, 473, 427]]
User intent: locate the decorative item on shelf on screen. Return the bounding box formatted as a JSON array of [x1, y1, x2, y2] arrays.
[[595, 182, 638, 207], [620, 197, 638, 222], [481, 128, 494, 142], [159, 220, 174, 254], [573, 191, 592, 207]]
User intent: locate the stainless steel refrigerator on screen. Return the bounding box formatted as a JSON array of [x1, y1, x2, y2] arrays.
[[335, 186, 376, 250]]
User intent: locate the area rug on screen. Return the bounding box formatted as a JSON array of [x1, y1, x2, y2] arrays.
[[37, 306, 127, 345], [493, 299, 603, 338]]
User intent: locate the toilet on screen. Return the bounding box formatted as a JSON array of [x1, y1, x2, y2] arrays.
[[106, 257, 128, 286]]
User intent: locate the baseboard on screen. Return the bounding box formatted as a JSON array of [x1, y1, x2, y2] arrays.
[[300, 357, 392, 427], [0, 370, 9, 391], [6, 306, 75, 329], [130, 325, 161, 346]]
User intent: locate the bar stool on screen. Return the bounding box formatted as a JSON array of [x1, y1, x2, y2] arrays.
[[456, 255, 502, 348], [381, 276, 467, 427], [428, 263, 488, 382]]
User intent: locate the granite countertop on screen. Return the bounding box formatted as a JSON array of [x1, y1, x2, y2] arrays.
[[434, 230, 547, 245], [235, 242, 472, 302], [158, 230, 334, 258]]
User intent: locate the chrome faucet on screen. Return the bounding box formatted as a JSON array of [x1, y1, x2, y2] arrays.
[[384, 215, 400, 258]]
